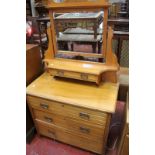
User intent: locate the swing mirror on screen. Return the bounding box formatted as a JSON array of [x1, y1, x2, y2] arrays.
[[52, 10, 104, 62], [45, 0, 114, 64]]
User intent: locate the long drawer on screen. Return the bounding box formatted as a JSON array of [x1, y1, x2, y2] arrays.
[[34, 110, 105, 141], [49, 69, 99, 83], [36, 121, 104, 154], [27, 96, 107, 126]]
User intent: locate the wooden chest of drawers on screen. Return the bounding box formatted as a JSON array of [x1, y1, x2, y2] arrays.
[[27, 73, 119, 154]]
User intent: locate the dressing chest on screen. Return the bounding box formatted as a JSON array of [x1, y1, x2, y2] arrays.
[[27, 0, 120, 154], [27, 73, 119, 154]]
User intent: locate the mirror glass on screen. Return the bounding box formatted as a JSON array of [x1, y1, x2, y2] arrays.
[[52, 11, 105, 62]]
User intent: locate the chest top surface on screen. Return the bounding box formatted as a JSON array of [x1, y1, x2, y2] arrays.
[[26, 73, 119, 113], [45, 58, 118, 75]]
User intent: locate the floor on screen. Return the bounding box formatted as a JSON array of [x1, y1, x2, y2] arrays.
[[26, 101, 125, 155]]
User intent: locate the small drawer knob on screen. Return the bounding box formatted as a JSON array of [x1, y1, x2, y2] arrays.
[[79, 112, 90, 120], [40, 103, 49, 109], [80, 126, 90, 134]]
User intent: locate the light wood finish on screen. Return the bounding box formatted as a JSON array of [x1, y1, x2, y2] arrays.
[[44, 0, 112, 60], [43, 1, 119, 85], [49, 69, 99, 84], [37, 121, 104, 154], [34, 110, 106, 141], [44, 26, 119, 84], [27, 73, 119, 154], [27, 1, 120, 154], [44, 58, 118, 84], [49, 10, 57, 55], [44, 58, 118, 75], [102, 71, 118, 83], [44, 27, 54, 59], [106, 27, 119, 66], [27, 95, 107, 126], [27, 73, 118, 113]]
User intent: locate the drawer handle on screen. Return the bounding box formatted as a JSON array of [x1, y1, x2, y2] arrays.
[[57, 70, 64, 76], [40, 103, 49, 109], [80, 126, 90, 134], [44, 116, 53, 123], [79, 112, 90, 120], [81, 74, 88, 80]]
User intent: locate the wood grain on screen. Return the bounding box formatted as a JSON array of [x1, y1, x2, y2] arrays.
[[34, 110, 106, 141], [106, 27, 119, 67], [44, 58, 118, 75], [26, 73, 119, 113], [27, 95, 108, 126], [44, 58, 118, 84], [44, 27, 55, 59], [36, 121, 104, 154], [49, 69, 99, 83], [49, 10, 57, 55]]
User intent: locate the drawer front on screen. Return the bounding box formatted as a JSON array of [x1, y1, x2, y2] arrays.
[[37, 121, 104, 154], [34, 110, 105, 141], [27, 96, 107, 126], [49, 69, 98, 83]]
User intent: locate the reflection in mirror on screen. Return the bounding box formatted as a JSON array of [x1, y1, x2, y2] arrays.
[[53, 11, 104, 62], [52, 0, 101, 3]]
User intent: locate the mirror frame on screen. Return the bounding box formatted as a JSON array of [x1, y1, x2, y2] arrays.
[[45, 0, 111, 60]]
